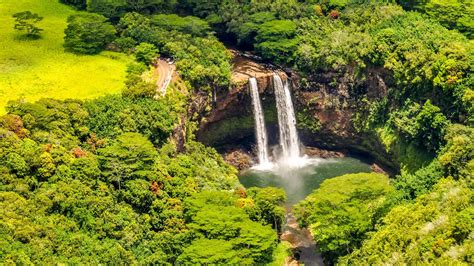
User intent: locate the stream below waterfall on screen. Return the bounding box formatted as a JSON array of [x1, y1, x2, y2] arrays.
[[239, 156, 373, 265]]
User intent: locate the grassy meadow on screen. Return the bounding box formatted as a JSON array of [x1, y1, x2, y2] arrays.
[[0, 0, 130, 114]]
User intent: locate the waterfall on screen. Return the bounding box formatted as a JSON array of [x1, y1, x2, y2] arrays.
[[273, 74, 300, 160], [249, 77, 270, 165]]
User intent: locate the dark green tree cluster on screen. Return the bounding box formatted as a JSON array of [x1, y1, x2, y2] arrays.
[[294, 173, 394, 263], [390, 100, 449, 152], [340, 178, 473, 264], [64, 13, 116, 54], [0, 92, 284, 264], [397, 0, 473, 38]]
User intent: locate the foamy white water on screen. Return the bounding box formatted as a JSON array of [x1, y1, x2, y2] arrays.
[[273, 74, 301, 162]]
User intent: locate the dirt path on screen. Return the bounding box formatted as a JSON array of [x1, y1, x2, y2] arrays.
[[154, 59, 175, 96], [281, 213, 325, 266]]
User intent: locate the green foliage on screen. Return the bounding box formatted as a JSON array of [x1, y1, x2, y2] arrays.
[[152, 14, 211, 36], [255, 20, 298, 63], [64, 13, 116, 54], [7, 98, 90, 149], [395, 160, 444, 199], [177, 238, 242, 264], [235, 12, 276, 46], [134, 42, 159, 65], [424, 0, 474, 38], [97, 132, 157, 187], [86, 0, 127, 18], [245, 187, 286, 233], [122, 61, 156, 99], [297, 110, 321, 133], [163, 141, 239, 190], [85, 95, 180, 145], [341, 178, 473, 265], [178, 0, 223, 17], [256, 20, 297, 42], [164, 36, 232, 90], [438, 124, 474, 179], [181, 190, 278, 264], [399, 0, 474, 38], [12, 11, 43, 37], [295, 173, 394, 263], [117, 12, 163, 45], [0, 93, 266, 264], [390, 100, 449, 151], [86, 0, 177, 18]]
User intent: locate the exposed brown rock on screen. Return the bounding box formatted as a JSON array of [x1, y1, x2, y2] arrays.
[[223, 149, 254, 171], [371, 163, 388, 175], [304, 146, 346, 158]]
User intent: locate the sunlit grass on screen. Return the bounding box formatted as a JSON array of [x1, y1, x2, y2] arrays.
[[0, 0, 131, 114]]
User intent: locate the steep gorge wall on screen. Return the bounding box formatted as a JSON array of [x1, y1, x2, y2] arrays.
[[196, 56, 399, 171], [293, 66, 397, 170]]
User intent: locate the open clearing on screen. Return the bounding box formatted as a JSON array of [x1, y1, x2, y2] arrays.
[[0, 0, 130, 114]]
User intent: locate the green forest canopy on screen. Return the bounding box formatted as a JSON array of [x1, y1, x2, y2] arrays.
[[0, 0, 473, 264]]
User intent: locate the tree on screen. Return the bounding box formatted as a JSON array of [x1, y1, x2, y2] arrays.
[[392, 100, 449, 151], [254, 20, 298, 63], [12, 11, 43, 37], [294, 173, 394, 263], [64, 13, 116, 54], [182, 191, 278, 264], [341, 178, 473, 265], [246, 187, 286, 233], [134, 42, 159, 65], [97, 132, 157, 188], [424, 0, 473, 38]]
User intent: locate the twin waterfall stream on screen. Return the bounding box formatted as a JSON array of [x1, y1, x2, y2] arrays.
[[249, 74, 302, 169], [249, 77, 270, 165]]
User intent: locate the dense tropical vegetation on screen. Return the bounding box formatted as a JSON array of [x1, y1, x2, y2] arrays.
[[1, 0, 472, 264]]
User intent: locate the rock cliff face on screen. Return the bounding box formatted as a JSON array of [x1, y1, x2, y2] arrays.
[[196, 53, 284, 150], [293, 66, 397, 170], [196, 54, 398, 171]]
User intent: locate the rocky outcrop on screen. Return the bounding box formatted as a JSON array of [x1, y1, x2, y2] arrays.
[[223, 148, 254, 171]]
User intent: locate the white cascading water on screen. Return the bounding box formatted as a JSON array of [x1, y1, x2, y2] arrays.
[[249, 77, 271, 166], [273, 74, 301, 163]]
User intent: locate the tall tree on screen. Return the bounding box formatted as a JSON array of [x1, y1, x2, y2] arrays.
[[64, 13, 116, 54]]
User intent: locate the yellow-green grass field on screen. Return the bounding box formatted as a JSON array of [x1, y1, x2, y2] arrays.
[[0, 0, 131, 114]]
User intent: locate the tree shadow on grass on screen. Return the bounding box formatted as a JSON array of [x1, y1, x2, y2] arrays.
[[14, 34, 42, 41]]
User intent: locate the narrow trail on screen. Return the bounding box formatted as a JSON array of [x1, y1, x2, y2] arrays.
[[281, 212, 324, 266], [154, 59, 175, 97]]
